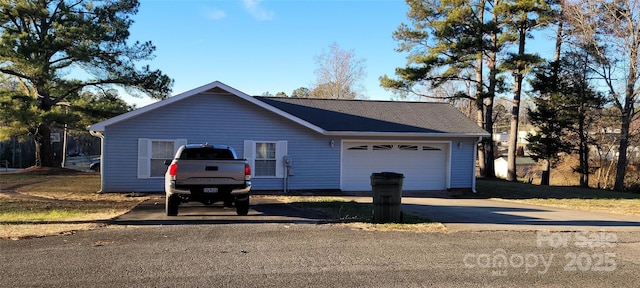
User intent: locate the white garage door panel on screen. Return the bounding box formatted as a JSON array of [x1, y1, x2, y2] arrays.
[[341, 142, 448, 191]]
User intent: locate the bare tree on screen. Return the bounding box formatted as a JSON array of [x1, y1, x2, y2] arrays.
[[311, 43, 366, 99], [564, 0, 640, 191]]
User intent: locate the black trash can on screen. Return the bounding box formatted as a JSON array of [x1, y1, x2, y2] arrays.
[[370, 172, 404, 223]]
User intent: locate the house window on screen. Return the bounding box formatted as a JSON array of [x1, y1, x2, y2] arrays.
[[243, 140, 288, 178], [151, 141, 175, 177], [137, 138, 187, 179], [255, 142, 276, 176]]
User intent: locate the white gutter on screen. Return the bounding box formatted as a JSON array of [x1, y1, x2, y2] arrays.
[[323, 131, 491, 138], [89, 130, 105, 194]]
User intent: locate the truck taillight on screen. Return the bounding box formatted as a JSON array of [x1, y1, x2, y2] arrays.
[[244, 163, 251, 180], [169, 163, 177, 180]]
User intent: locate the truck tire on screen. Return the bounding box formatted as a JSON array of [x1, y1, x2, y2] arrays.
[[166, 194, 179, 216], [236, 197, 249, 216]]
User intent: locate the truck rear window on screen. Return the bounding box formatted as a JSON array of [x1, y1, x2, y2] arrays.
[[179, 148, 235, 160]]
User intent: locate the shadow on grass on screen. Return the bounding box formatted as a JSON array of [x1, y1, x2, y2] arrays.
[[473, 178, 640, 200], [290, 200, 432, 224]]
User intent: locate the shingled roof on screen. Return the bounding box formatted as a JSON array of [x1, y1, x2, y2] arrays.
[[89, 80, 488, 138], [255, 97, 489, 136]]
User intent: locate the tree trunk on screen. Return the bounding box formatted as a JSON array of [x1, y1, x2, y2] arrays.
[[507, 26, 526, 181], [482, 1, 498, 179], [484, 49, 499, 179], [614, 111, 631, 191], [476, 54, 486, 177], [614, 57, 637, 191], [506, 92, 521, 182], [484, 95, 495, 178], [475, 0, 487, 178], [541, 159, 551, 186], [34, 123, 55, 167], [578, 108, 589, 187]]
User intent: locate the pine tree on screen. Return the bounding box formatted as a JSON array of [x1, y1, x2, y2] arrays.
[[0, 0, 172, 167]]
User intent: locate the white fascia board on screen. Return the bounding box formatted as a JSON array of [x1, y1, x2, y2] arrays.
[[88, 80, 326, 134], [89, 81, 230, 131], [323, 131, 491, 138]]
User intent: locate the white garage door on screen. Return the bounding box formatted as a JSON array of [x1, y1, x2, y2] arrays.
[[341, 142, 448, 191]]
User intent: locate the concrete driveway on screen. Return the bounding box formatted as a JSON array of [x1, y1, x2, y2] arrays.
[[116, 193, 640, 232], [112, 195, 329, 226], [343, 195, 640, 232]]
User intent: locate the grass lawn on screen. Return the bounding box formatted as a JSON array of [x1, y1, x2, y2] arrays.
[[476, 179, 640, 216], [4, 171, 639, 239], [271, 196, 447, 232], [0, 170, 149, 239]]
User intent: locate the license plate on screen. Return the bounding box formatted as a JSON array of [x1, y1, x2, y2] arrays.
[[204, 187, 218, 193]]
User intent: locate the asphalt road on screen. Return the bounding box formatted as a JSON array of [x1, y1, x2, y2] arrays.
[[2, 197, 640, 287]]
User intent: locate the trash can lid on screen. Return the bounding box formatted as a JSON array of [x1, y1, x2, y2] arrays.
[[371, 172, 404, 179]]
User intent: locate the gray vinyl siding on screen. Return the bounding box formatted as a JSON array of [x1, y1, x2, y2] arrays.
[[101, 92, 340, 192]]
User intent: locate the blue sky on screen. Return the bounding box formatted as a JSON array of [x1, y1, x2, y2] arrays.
[[126, 0, 558, 107], [126, 0, 412, 106]]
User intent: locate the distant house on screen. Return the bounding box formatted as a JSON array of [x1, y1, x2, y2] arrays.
[[89, 81, 489, 193], [494, 157, 537, 179]]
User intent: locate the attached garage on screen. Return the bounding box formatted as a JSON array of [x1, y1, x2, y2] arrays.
[[341, 141, 450, 191]]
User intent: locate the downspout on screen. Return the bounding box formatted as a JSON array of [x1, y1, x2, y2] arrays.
[[284, 167, 288, 194], [472, 136, 483, 193], [89, 130, 105, 194]]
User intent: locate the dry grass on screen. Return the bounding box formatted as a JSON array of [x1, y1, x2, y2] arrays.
[[0, 223, 108, 240], [476, 179, 640, 216], [338, 222, 448, 233], [0, 170, 149, 239], [271, 195, 448, 233], [494, 198, 640, 216]]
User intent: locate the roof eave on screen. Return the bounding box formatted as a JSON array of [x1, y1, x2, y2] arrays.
[[87, 80, 327, 134], [323, 131, 490, 138], [88, 81, 235, 132]]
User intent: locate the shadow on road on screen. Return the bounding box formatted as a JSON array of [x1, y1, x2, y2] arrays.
[[402, 202, 640, 228], [107, 197, 333, 226]]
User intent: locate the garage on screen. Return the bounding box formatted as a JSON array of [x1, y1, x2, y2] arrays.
[[341, 141, 449, 191]]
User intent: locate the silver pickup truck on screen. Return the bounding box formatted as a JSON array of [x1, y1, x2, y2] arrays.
[[164, 144, 251, 216]]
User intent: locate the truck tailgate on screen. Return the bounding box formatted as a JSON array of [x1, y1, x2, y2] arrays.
[[175, 160, 246, 185]]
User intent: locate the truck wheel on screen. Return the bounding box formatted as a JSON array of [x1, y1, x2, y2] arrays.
[[236, 198, 249, 216], [166, 194, 179, 216]]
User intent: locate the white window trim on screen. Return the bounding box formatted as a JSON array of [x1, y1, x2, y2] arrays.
[[137, 138, 187, 179], [243, 140, 288, 178]]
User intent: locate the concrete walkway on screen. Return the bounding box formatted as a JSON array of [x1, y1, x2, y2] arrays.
[[343, 195, 640, 232]]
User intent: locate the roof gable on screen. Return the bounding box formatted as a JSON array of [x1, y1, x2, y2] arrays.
[[88, 81, 322, 133]]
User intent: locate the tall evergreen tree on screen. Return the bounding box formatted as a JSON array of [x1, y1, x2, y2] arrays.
[[381, 0, 508, 178], [528, 51, 604, 186], [0, 0, 172, 167], [526, 91, 571, 185], [496, 0, 554, 181], [561, 49, 606, 187]]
